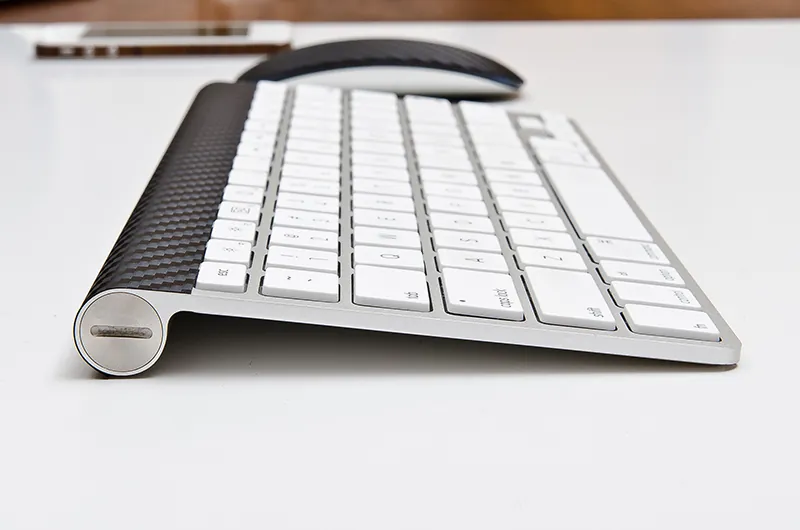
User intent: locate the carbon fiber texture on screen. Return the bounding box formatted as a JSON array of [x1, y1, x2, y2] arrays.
[[85, 82, 256, 300]]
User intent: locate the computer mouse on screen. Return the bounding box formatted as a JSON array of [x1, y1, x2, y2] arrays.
[[237, 38, 524, 98]]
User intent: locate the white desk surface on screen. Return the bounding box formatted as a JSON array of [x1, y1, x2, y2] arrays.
[[1, 20, 798, 529]]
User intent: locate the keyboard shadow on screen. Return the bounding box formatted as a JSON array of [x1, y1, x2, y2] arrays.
[[134, 313, 733, 378]]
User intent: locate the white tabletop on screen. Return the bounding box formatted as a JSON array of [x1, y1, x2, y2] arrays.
[[1, 20, 798, 529]]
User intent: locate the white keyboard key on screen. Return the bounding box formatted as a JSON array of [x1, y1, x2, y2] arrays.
[[352, 178, 412, 197], [273, 208, 340, 233], [248, 108, 282, 121], [351, 89, 397, 103], [351, 117, 402, 132], [351, 139, 405, 156], [491, 183, 550, 201], [525, 267, 616, 330], [427, 196, 488, 216], [228, 168, 268, 188], [517, 247, 586, 271], [262, 267, 339, 302], [353, 208, 418, 231], [598, 261, 684, 286], [474, 145, 530, 162], [460, 102, 512, 123], [351, 164, 410, 182], [610, 282, 701, 309], [196, 262, 248, 293], [484, 169, 542, 186], [351, 106, 398, 119], [586, 237, 668, 265], [280, 178, 340, 197], [284, 150, 340, 169], [232, 154, 272, 172], [237, 143, 274, 158], [508, 228, 575, 251], [352, 152, 407, 169], [419, 168, 478, 186], [441, 268, 523, 321], [430, 212, 494, 233], [496, 196, 557, 216], [288, 127, 341, 144], [269, 226, 338, 251], [223, 185, 263, 204], [529, 136, 589, 154], [354, 265, 430, 312], [418, 155, 473, 172], [623, 304, 720, 341], [354, 246, 424, 271], [286, 138, 340, 156], [503, 213, 566, 232], [204, 239, 252, 265], [244, 118, 280, 132], [438, 248, 508, 273], [546, 165, 652, 242], [265, 245, 338, 273], [409, 122, 461, 137], [292, 117, 341, 132], [433, 230, 502, 253], [468, 129, 520, 146], [422, 182, 482, 201], [282, 163, 340, 182], [479, 153, 536, 172], [351, 128, 403, 144], [415, 145, 469, 159], [276, 192, 339, 214], [211, 219, 257, 244], [218, 201, 261, 223], [295, 85, 341, 99], [353, 226, 421, 249], [291, 107, 341, 121], [407, 110, 457, 126], [517, 116, 546, 130], [352, 193, 415, 213], [240, 130, 276, 146], [537, 147, 599, 167], [412, 133, 464, 148]]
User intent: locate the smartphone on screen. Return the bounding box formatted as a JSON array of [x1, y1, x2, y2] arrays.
[[35, 21, 292, 58]]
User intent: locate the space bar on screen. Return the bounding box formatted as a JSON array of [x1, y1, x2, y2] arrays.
[[545, 164, 652, 242]]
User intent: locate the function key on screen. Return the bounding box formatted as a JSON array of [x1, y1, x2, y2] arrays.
[[211, 219, 257, 244], [269, 226, 338, 251], [204, 239, 253, 265]]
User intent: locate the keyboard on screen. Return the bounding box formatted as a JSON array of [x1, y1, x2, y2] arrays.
[[74, 81, 741, 376]]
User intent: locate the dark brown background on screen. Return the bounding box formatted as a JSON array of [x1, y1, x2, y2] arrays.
[[2, 0, 800, 22]]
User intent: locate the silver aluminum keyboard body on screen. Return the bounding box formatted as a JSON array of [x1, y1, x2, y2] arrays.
[[74, 82, 741, 376]]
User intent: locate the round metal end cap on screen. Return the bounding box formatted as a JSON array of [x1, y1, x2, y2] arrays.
[[77, 292, 164, 375]]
